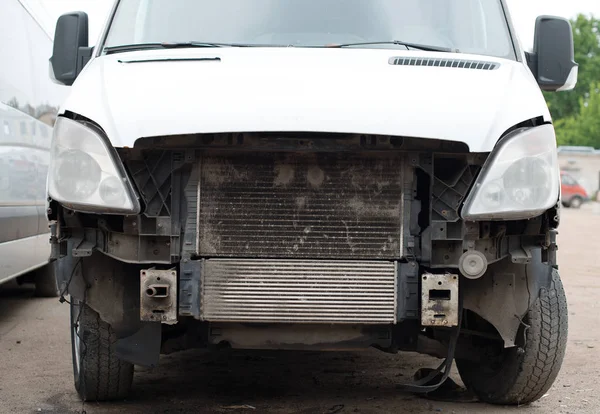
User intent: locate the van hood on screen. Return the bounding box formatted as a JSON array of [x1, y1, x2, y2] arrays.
[[61, 48, 550, 152]]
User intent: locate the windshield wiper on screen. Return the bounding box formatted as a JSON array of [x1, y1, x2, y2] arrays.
[[167, 41, 288, 48], [104, 41, 291, 54], [104, 42, 231, 54], [328, 40, 458, 53], [104, 40, 456, 54]]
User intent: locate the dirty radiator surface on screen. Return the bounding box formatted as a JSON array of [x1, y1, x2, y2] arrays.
[[201, 259, 397, 324], [197, 152, 404, 259]]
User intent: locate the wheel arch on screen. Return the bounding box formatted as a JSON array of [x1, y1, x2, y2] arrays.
[[57, 241, 162, 367]]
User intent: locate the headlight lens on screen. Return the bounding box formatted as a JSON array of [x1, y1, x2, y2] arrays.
[[99, 176, 127, 205], [55, 150, 102, 199], [48, 117, 139, 214], [462, 125, 559, 220]]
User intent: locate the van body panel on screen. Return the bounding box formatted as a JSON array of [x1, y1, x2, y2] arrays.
[[0, 0, 67, 283], [60, 48, 550, 152]]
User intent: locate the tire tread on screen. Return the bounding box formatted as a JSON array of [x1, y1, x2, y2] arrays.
[[76, 303, 133, 401], [508, 271, 568, 403], [457, 270, 568, 405]]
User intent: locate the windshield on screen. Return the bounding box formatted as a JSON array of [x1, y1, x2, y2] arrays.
[[104, 0, 515, 59]]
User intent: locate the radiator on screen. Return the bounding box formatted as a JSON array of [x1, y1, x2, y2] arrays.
[[197, 152, 404, 259]]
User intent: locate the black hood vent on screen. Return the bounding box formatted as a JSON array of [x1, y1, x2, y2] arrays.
[[389, 57, 499, 71]]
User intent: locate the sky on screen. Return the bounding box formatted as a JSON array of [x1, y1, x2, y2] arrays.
[[507, 0, 600, 48], [24, 0, 600, 49]]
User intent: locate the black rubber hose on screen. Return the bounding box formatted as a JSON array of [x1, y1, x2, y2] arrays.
[[397, 296, 464, 394]]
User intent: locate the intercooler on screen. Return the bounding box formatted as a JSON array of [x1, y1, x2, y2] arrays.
[[202, 259, 397, 324], [196, 152, 404, 324]]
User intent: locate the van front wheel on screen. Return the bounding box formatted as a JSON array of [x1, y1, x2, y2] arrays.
[[456, 270, 568, 405], [70, 299, 134, 401]]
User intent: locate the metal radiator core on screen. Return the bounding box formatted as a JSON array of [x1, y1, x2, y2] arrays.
[[202, 259, 397, 324], [197, 152, 404, 259]]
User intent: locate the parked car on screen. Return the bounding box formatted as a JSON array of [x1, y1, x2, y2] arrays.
[[561, 171, 589, 208], [0, 0, 67, 294], [48, 0, 576, 406]]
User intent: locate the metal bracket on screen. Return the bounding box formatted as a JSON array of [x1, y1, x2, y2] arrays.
[[178, 257, 203, 318], [140, 268, 178, 324], [49, 222, 63, 260], [421, 273, 459, 327], [72, 238, 96, 257], [509, 246, 533, 264], [543, 229, 558, 268], [397, 262, 419, 320]]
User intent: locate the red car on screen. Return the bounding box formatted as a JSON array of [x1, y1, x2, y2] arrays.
[[561, 171, 589, 209]]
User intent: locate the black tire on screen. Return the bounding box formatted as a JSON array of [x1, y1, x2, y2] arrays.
[[457, 270, 568, 405], [34, 261, 60, 297], [70, 299, 134, 401], [568, 196, 583, 209]]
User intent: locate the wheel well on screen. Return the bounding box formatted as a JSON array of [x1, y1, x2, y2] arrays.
[[461, 250, 552, 347]]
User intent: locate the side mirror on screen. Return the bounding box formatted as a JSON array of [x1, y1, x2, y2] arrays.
[[50, 12, 93, 86], [527, 16, 578, 92]]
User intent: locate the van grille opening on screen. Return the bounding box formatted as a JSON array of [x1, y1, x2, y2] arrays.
[[196, 152, 404, 259]]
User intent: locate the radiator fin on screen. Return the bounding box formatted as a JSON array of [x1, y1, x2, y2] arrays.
[[197, 153, 403, 259], [202, 259, 397, 324]]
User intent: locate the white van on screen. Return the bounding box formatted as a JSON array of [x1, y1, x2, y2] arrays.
[[0, 0, 66, 295], [48, 0, 577, 405]]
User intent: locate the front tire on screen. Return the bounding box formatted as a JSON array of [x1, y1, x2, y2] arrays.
[[457, 270, 568, 405], [70, 299, 134, 401]]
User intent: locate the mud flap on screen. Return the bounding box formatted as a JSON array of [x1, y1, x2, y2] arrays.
[[116, 322, 162, 367]]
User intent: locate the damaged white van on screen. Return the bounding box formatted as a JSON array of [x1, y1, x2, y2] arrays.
[[48, 0, 577, 404]]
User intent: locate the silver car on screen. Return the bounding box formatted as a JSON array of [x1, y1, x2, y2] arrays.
[[0, 0, 68, 295]]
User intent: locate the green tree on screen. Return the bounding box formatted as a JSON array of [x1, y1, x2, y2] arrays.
[[543, 14, 600, 120], [555, 83, 600, 147], [574, 83, 600, 146], [554, 116, 579, 146]]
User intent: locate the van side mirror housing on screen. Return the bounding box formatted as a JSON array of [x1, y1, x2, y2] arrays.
[[50, 12, 93, 86], [527, 16, 578, 92]]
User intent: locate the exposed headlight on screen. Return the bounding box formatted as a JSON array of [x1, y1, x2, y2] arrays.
[[48, 117, 140, 214], [462, 125, 559, 220]]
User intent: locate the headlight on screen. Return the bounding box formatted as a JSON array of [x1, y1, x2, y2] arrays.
[[462, 125, 559, 220], [48, 117, 140, 214]]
